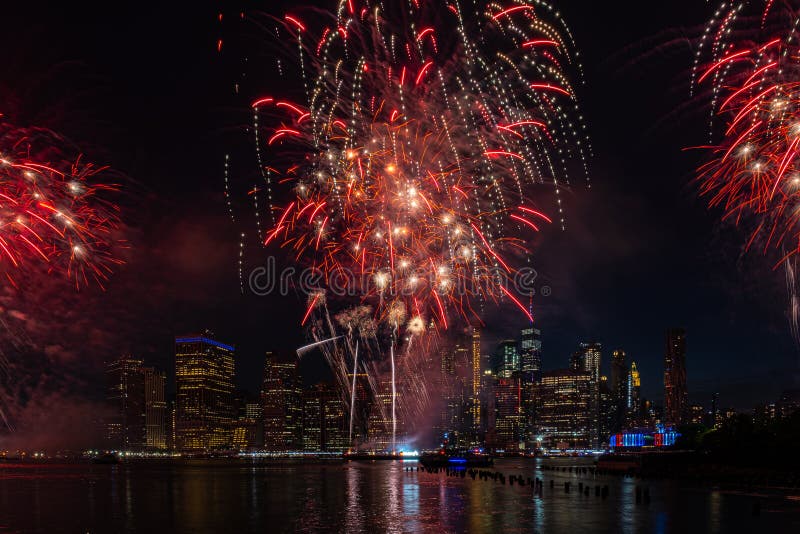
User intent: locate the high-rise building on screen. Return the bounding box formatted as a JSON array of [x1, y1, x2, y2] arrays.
[[535, 370, 594, 450], [261, 353, 301, 451], [301, 383, 348, 452], [142, 367, 167, 450], [609, 350, 627, 433], [321, 388, 348, 452], [610, 350, 627, 395], [598, 376, 613, 444], [664, 328, 688, 427], [232, 393, 262, 450], [709, 392, 720, 428], [166, 401, 176, 451], [105, 356, 145, 450], [520, 327, 542, 383], [492, 375, 525, 452], [436, 338, 468, 446], [626, 362, 642, 427], [367, 377, 396, 451], [301, 387, 324, 451], [345, 369, 370, 446], [175, 333, 236, 451], [470, 327, 482, 439], [571, 342, 601, 382], [570, 342, 601, 445], [495, 340, 519, 378]]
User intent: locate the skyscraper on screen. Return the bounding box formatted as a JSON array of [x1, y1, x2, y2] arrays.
[[301, 383, 348, 452], [610, 350, 627, 396], [570, 342, 601, 445], [261, 353, 301, 451], [495, 340, 519, 378], [142, 367, 166, 450], [105, 356, 145, 450], [301, 386, 324, 451], [492, 375, 525, 452], [572, 342, 601, 382], [610, 350, 627, 433], [664, 328, 688, 427], [535, 369, 594, 449], [175, 333, 236, 451], [367, 377, 395, 451], [470, 327, 482, 439], [520, 327, 542, 382], [436, 338, 468, 446], [626, 362, 641, 427]]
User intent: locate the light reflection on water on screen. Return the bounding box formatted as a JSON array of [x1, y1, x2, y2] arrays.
[[0, 458, 798, 533]]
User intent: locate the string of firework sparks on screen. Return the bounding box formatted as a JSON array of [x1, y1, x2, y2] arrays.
[[229, 0, 590, 330]]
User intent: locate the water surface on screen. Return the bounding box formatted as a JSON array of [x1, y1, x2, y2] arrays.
[[0, 458, 798, 533]]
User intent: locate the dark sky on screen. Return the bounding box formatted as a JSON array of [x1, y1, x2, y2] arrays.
[[2, 1, 799, 415]]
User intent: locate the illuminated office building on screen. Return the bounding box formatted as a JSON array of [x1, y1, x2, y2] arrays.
[[664, 328, 688, 427], [520, 327, 542, 382], [142, 367, 167, 450], [232, 394, 261, 450], [175, 333, 236, 451], [105, 356, 146, 450], [435, 337, 468, 446], [609, 349, 627, 432], [301, 384, 348, 452], [470, 327, 482, 439], [571, 342, 602, 382], [261, 353, 301, 451], [626, 362, 642, 427], [492, 375, 525, 452], [495, 340, 519, 378], [535, 370, 594, 450]]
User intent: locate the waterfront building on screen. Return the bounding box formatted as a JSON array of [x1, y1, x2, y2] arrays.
[[535, 369, 594, 450], [261, 353, 301, 451], [142, 367, 167, 450], [599, 376, 613, 445], [492, 374, 525, 452], [232, 394, 261, 450], [366, 378, 397, 451], [105, 356, 146, 450], [301, 387, 323, 451], [322, 389, 348, 452], [664, 328, 688, 427], [570, 342, 601, 445], [469, 327, 482, 440], [175, 332, 236, 451], [435, 335, 470, 447]]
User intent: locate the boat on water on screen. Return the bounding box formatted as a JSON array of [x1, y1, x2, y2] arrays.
[[419, 449, 493, 468]]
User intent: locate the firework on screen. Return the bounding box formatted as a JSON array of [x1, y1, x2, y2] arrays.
[[254, 0, 588, 325], [240, 0, 589, 450], [693, 1, 800, 264], [0, 122, 123, 289]]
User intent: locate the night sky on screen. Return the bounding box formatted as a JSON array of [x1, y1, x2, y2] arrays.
[[2, 0, 799, 427]]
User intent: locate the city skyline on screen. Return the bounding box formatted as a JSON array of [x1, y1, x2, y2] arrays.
[[0, 3, 798, 453], [94, 324, 799, 456]]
